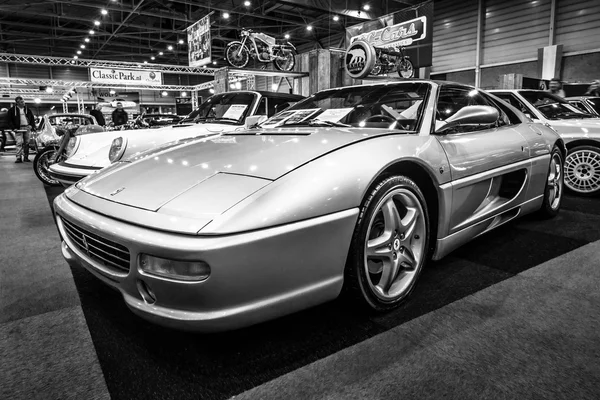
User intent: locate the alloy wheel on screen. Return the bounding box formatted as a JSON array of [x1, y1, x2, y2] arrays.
[[547, 151, 563, 209]]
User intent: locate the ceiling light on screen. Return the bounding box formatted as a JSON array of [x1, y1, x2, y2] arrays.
[[212, 61, 217, 65], [223, 12, 230, 19], [73, 55, 78, 59], [84, 37, 90, 42], [363, 4, 370, 10], [159, 51, 164, 55], [271, 83, 278, 91], [109, 89, 116, 94], [181, 92, 187, 97], [34, 98, 42, 104], [284, 33, 290, 39], [209, 88, 215, 94], [306, 25, 313, 31], [45, 87, 53, 93], [77, 50, 82, 55], [94, 20, 100, 26], [151, 56, 155, 60], [89, 30, 95, 35], [178, 39, 184, 44], [144, 61, 148, 64], [244, 1, 251, 6], [235, 82, 242, 89], [161, 91, 168, 96], [101, 9, 108, 15], [80, 44, 86, 49], [333, 15, 339, 21], [230, 83, 235, 90], [168, 45, 173, 50]]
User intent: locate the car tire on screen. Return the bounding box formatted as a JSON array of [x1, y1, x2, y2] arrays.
[[33, 146, 61, 186], [344, 175, 430, 312], [564, 145, 600, 197], [537, 146, 564, 219]]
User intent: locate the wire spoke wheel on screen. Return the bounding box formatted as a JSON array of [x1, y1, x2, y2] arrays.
[[273, 49, 296, 71], [33, 147, 60, 186], [397, 58, 415, 79], [364, 187, 426, 302], [564, 146, 600, 195], [226, 43, 249, 69]]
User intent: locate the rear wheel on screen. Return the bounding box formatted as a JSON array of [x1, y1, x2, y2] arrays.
[[344, 176, 430, 311], [564, 145, 600, 196], [537, 146, 564, 218], [397, 58, 415, 79], [33, 146, 61, 186], [226, 42, 249, 68], [273, 49, 296, 71]]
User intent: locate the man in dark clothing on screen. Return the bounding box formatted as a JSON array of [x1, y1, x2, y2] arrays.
[[90, 104, 106, 126], [7, 96, 36, 163], [0, 107, 8, 152], [111, 102, 129, 126]]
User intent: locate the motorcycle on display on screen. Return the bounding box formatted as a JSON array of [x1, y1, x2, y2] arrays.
[[33, 124, 79, 186], [226, 29, 297, 71], [345, 40, 415, 80]]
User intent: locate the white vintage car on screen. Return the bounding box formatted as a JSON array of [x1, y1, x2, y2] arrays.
[[491, 89, 600, 196], [48, 91, 303, 187]]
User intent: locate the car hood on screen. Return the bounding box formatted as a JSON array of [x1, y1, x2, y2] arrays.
[[548, 118, 600, 138], [76, 128, 390, 214]]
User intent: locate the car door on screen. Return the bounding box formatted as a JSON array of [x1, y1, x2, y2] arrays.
[[434, 85, 531, 234]]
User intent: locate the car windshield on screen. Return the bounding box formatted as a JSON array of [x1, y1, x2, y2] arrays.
[[260, 82, 431, 132], [518, 91, 595, 120], [48, 116, 91, 125], [180, 92, 257, 124]]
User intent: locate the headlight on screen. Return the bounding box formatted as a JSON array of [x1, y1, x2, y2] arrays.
[[65, 136, 80, 158], [139, 254, 211, 282], [108, 136, 128, 163]]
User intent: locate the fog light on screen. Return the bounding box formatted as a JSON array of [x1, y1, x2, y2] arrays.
[[139, 254, 210, 281]]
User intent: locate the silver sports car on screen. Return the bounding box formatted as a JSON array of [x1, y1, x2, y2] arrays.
[[54, 81, 565, 332]]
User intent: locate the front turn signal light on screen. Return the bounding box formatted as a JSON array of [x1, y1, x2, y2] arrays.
[[139, 254, 210, 282]]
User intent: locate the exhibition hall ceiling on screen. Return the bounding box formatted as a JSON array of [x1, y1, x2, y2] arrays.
[[0, 0, 420, 66]]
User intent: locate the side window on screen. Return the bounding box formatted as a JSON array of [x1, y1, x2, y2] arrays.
[[494, 93, 532, 116], [485, 94, 522, 125], [256, 97, 267, 116], [436, 86, 499, 133]]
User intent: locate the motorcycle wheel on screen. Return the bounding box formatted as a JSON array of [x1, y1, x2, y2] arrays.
[[226, 42, 250, 68], [33, 146, 61, 186], [273, 49, 297, 71], [397, 58, 415, 79]]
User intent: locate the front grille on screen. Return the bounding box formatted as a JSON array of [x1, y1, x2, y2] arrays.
[[61, 217, 131, 273]]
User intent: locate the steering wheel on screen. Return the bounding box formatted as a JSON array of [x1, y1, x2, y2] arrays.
[[364, 114, 396, 123]]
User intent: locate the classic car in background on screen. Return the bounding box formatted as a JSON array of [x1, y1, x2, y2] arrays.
[[491, 89, 600, 196], [141, 113, 184, 127], [566, 96, 600, 116], [48, 90, 304, 187], [54, 81, 565, 332], [33, 113, 105, 186]]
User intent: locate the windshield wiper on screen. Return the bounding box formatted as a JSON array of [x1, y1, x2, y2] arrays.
[[281, 118, 350, 127]]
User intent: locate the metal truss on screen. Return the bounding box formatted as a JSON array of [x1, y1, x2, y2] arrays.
[[0, 53, 217, 76]]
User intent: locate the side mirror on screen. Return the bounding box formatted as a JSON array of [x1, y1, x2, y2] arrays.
[[244, 115, 267, 129], [435, 105, 499, 134]]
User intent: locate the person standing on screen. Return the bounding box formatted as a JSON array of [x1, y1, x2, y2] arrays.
[[90, 104, 106, 126], [0, 107, 8, 152], [548, 77, 566, 98], [111, 102, 129, 126], [7, 96, 36, 163]]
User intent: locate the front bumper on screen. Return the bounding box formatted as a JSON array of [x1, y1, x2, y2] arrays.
[[49, 162, 102, 187], [54, 193, 358, 332]]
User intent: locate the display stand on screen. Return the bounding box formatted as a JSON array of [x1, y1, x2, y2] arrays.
[[212, 67, 308, 95]]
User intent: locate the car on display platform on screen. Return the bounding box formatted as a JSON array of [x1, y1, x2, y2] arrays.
[[54, 80, 566, 332], [565, 96, 600, 117], [48, 90, 304, 187], [490, 89, 600, 196]]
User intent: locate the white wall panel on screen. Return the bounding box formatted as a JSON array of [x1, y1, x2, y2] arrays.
[[482, 0, 551, 65], [432, 0, 478, 72], [555, 0, 600, 54]]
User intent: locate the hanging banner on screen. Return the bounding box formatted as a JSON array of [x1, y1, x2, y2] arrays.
[[90, 68, 162, 86], [187, 15, 212, 67], [345, 0, 434, 68]]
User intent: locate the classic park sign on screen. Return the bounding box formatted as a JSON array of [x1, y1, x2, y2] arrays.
[[349, 16, 427, 49], [90, 68, 163, 86]]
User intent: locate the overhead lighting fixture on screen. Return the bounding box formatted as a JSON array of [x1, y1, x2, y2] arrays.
[[235, 82, 242, 89], [212, 61, 217, 65], [168, 45, 173, 50], [89, 30, 95, 35], [143, 61, 148, 64], [306, 25, 313, 31], [84, 37, 90, 42], [178, 39, 184, 44], [161, 91, 168, 96], [77, 50, 82, 55], [34, 98, 42, 104], [94, 20, 100, 26], [73, 55, 78, 59], [271, 83, 278, 91], [45, 87, 53, 93], [363, 4, 370, 10], [223, 12, 230, 19], [333, 15, 339, 21], [101, 9, 108, 15], [159, 51, 164, 55], [109, 89, 116, 94], [284, 33, 290, 39], [244, 1, 251, 6], [209, 88, 215, 94], [80, 45, 86, 49], [151, 56, 156, 60], [181, 92, 187, 97]]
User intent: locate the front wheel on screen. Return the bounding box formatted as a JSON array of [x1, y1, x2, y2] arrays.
[[344, 175, 430, 311], [33, 146, 61, 186], [397, 58, 415, 79], [564, 145, 600, 196], [273, 49, 296, 71], [226, 42, 250, 69]]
